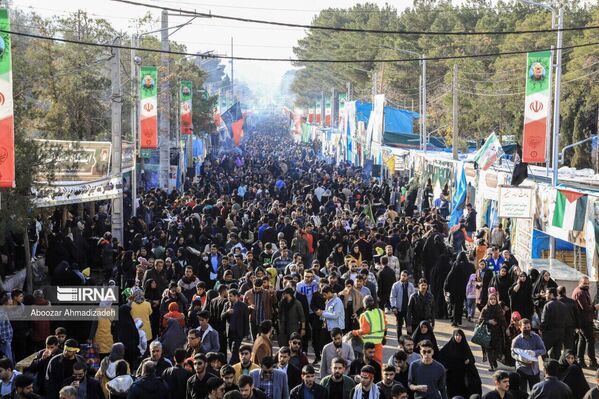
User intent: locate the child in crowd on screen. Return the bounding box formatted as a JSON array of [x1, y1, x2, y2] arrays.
[[466, 273, 478, 322]]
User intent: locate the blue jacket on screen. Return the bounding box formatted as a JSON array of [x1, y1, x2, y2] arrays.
[[199, 324, 220, 354], [250, 369, 289, 399], [390, 281, 416, 311], [321, 295, 345, 331]]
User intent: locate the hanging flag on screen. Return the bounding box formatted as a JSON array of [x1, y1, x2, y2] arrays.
[[140, 66, 158, 149], [522, 51, 551, 163], [221, 102, 244, 146], [552, 189, 588, 231], [362, 202, 375, 224], [180, 80, 192, 135], [511, 143, 529, 186], [315, 101, 321, 124], [338, 93, 347, 126], [473, 132, 504, 171], [325, 99, 331, 127], [449, 162, 467, 227], [0, 9, 15, 188]]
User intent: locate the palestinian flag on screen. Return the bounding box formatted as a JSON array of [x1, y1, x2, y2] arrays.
[[552, 189, 588, 231], [473, 132, 504, 171]]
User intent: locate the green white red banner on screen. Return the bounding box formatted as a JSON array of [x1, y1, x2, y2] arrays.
[[473, 132, 505, 171], [140, 66, 158, 149], [522, 51, 551, 163], [180, 80, 192, 135], [0, 9, 15, 188]]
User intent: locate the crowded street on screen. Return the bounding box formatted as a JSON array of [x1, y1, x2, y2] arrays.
[[4, 1, 599, 399]]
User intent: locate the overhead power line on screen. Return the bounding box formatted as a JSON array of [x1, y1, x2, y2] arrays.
[[113, 0, 599, 37], [5, 28, 599, 64]]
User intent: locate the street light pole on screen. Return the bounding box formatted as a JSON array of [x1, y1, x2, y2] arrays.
[[518, 0, 562, 260], [552, 6, 564, 189]]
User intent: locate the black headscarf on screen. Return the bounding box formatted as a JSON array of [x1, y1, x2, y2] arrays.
[[559, 351, 590, 399], [412, 320, 439, 354], [491, 266, 512, 305], [438, 329, 474, 370]]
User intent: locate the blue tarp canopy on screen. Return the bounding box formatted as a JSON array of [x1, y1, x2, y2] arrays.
[[355, 100, 419, 134], [383, 131, 446, 149], [531, 229, 579, 258]]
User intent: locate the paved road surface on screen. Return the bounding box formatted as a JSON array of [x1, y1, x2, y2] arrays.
[[269, 312, 598, 394]]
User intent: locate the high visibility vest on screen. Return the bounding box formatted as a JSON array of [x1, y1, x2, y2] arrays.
[[361, 308, 385, 344]]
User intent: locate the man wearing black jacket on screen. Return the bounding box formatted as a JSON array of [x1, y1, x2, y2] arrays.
[[557, 286, 580, 354], [221, 289, 249, 364], [529, 359, 573, 399], [128, 361, 170, 399], [540, 287, 567, 360], [308, 281, 326, 364], [210, 285, 229, 358], [377, 256, 396, 311], [26, 335, 59, 395], [406, 279, 435, 334], [277, 346, 301, 392], [62, 362, 104, 399], [45, 339, 85, 399], [290, 365, 328, 399], [186, 353, 218, 399], [162, 349, 192, 399]]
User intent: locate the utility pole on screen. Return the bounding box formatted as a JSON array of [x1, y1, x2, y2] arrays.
[[111, 37, 123, 243], [346, 81, 351, 101], [372, 71, 377, 99], [130, 34, 138, 216], [231, 37, 234, 99], [331, 88, 338, 129], [452, 64, 459, 160], [159, 10, 170, 191], [422, 56, 427, 153]]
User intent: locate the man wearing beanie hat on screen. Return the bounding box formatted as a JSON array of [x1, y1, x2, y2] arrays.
[[45, 339, 85, 399]]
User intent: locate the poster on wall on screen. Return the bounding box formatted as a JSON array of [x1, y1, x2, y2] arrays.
[[498, 186, 533, 218]]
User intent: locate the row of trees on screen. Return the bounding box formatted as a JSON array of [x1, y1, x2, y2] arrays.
[[2, 9, 222, 244], [291, 0, 599, 169]]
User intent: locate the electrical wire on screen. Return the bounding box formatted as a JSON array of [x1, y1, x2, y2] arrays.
[[458, 88, 525, 96], [563, 68, 599, 83], [6, 28, 599, 64], [112, 0, 599, 37], [148, 0, 526, 16]]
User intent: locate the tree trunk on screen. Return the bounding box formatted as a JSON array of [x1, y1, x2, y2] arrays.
[[23, 230, 32, 292]]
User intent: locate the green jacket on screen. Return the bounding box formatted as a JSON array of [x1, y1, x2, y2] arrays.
[[320, 375, 356, 399]]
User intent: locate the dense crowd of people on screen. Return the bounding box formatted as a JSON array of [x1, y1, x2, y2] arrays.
[[1, 128, 598, 399]]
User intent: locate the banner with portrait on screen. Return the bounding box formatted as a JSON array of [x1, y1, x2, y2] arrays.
[[140, 66, 158, 149], [522, 51, 551, 163], [180, 80, 192, 135]]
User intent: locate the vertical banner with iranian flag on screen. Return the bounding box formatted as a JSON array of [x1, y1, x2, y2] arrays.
[[0, 9, 15, 188], [315, 101, 321, 124], [325, 99, 331, 127], [140, 66, 158, 149], [522, 51, 551, 163], [180, 80, 192, 135]]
